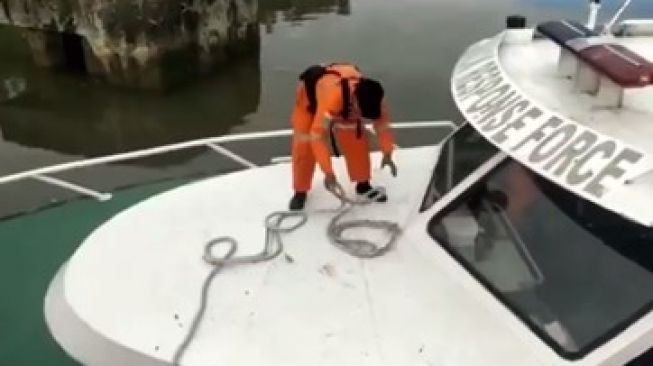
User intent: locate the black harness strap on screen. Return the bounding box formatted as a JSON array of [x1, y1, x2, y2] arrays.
[[299, 66, 343, 115], [329, 121, 341, 157], [356, 119, 363, 139], [298, 64, 361, 157]]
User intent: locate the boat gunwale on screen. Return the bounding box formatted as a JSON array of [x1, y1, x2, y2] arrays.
[[0, 121, 455, 209]]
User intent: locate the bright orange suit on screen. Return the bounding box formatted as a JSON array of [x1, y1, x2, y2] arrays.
[[291, 64, 394, 192]]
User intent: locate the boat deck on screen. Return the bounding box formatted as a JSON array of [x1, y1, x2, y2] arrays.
[[0, 123, 456, 364], [47, 147, 551, 365]]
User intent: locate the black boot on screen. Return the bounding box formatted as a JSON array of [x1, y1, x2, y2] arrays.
[[289, 192, 307, 210], [355, 182, 387, 202]]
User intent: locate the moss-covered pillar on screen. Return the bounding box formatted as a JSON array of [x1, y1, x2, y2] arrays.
[[4, 0, 260, 90]]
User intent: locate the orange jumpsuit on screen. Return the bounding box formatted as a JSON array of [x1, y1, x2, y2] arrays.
[[291, 64, 395, 192]]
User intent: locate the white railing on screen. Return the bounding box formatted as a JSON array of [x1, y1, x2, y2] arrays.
[[0, 121, 455, 201], [604, 0, 635, 34]]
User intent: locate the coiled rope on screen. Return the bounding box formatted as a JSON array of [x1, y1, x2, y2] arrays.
[[172, 187, 400, 365], [326, 185, 401, 258]]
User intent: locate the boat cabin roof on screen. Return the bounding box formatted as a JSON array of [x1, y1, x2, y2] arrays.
[[451, 23, 653, 226]]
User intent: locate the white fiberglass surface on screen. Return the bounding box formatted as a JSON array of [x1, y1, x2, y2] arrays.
[[60, 147, 545, 366], [499, 37, 653, 158]]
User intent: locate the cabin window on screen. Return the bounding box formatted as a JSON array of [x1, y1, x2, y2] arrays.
[[427, 158, 653, 359], [419, 123, 498, 212], [627, 347, 653, 365]]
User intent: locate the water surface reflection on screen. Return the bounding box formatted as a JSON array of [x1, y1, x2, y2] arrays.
[[1, 0, 652, 214]]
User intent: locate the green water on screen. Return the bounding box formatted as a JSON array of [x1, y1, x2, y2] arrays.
[[0, 179, 188, 365]]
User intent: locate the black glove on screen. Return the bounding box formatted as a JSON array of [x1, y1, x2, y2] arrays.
[[324, 174, 343, 192], [381, 154, 398, 177]]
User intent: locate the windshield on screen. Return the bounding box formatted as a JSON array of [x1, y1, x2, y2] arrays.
[[427, 159, 653, 359], [420, 124, 498, 212]]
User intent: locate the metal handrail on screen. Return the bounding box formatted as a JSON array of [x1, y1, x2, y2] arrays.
[[604, 0, 635, 34], [0, 121, 455, 200]]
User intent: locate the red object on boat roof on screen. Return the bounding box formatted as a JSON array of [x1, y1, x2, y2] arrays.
[[536, 20, 653, 88], [577, 44, 653, 87]]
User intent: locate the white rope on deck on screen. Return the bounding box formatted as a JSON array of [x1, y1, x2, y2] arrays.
[[172, 187, 400, 365], [325, 185, 400, 258], [171, 210, 307, 365]]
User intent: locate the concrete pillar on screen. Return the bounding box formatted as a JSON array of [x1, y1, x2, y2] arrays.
[[81, 38, 104, 77], [337, 0, 351, 15], [7, 0, 261, 91]]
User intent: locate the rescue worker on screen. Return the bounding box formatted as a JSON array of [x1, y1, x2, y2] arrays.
[[289, 62, 397, 210]]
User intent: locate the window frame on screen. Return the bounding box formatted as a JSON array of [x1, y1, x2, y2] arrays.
[[425, 158, 653, 361], [419, 122, 500, 213]]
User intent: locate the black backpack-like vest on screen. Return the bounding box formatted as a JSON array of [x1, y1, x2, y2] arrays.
[[299, 64, 353, 120], [298, 64, 363, 155]]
